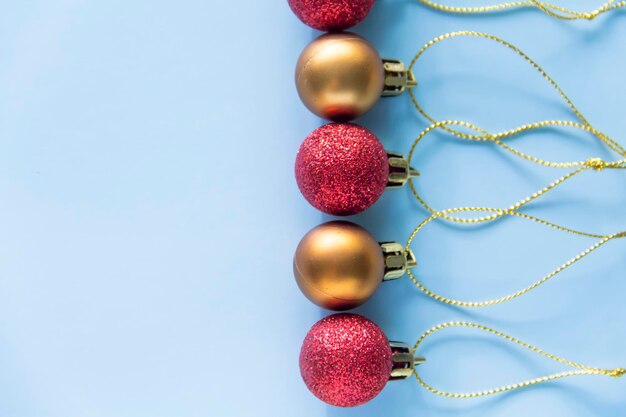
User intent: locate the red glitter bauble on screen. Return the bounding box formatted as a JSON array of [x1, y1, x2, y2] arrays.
[[295, 123, 389, 216], [287, 0, 374, 31], [300, 314, 393, 407]]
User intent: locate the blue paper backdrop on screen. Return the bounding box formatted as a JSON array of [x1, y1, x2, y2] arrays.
[[0, 1, 625, 416]]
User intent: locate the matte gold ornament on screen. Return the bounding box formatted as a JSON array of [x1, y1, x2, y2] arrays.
[[293, 221, 415, 310], [295, 32, 415, 121]]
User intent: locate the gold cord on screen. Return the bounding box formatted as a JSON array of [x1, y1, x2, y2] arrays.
[[406, 32, 626, 221], [414, 321, 625, 398], [417, 0, 625, 20], [407, 120, 626, 223], [408, 31, 626, 158], [405, 207, 626, 307]]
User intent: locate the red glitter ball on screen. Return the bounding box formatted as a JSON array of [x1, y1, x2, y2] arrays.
[[299, 314, 393, 407], [287, 0, 374, 31], [295, 123, 389, 216]]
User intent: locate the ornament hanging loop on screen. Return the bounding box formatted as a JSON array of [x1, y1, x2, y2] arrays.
[[416, 0, 625, 21], [413, 321, 625, 399], [406, 119, 626, 224], [407, 31, 626, 160], [405, 207, 626, 308]]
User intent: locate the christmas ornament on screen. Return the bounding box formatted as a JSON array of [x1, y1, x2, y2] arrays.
[[300, 313, 625, 407], [294, 216, 626, 311], [295, 32, 415, 121], [296, 120, 626, 217], [295, 123, 417, 216], [287, 0, 375, 31], [300, 314, 417, 406], [294, 221, 416, 310]]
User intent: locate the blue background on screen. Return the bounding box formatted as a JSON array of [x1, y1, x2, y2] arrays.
[[0, 1, 625, 416]]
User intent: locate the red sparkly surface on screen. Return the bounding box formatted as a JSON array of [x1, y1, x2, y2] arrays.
[[295, 123, 388, 216], [299, 314, 392, 407], [288, 0, 374, 31]]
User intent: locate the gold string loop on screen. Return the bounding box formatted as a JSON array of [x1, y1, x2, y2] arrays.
[[416, 0, 625, 21], [407, 31, 626, 159], [413, 321, 624, 398], [407, 120, 626, 223], [405, 207, 626, 307]]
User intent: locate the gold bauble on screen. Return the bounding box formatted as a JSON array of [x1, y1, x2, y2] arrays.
[[295, 32, 384, 122], [293, 221, 384, 311]]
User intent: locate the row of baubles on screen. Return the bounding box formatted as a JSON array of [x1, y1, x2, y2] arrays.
[[290, 2, 419, 312]]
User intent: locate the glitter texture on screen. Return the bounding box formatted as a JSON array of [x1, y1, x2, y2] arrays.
[[287, 0, 374, 31], [299, 314, 392, 407], [295, 123, 389, 216]]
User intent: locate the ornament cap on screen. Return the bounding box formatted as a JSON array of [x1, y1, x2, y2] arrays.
[[380, 242, 417, 281], [386, 152, 420, 189], [382, 59, 417, 97], [389, 341, 425, 381]]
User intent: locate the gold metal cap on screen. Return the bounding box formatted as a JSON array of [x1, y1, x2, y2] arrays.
[[389, 342, 426, 381], [386, 152, 420, 189], [380, 242, 417, 281], [382, 59, 417, 97]]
